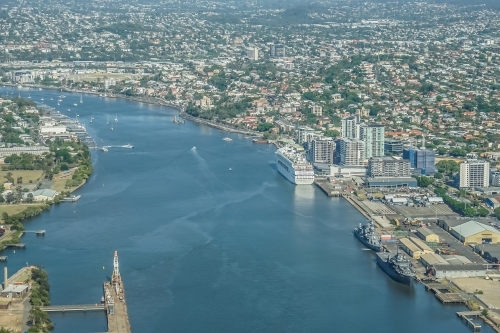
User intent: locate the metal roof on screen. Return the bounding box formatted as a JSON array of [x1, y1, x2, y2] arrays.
[[451, 220, 500, 238]]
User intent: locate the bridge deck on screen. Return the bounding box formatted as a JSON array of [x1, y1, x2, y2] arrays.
[[41, 304, 105, 312]]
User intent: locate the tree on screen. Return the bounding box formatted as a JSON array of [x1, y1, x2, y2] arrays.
[[434, 173, 443, 179], [16, 176, 22, 184], [416, 176, 434, 187], [494, 207, 500, 220], [477, 207, 489, 217], [4, 171, 13, 184], [26, 193, 34, 204], [1, 212, 7, 221], [257, 123, 274, 132], [323, 129, 340, 138]]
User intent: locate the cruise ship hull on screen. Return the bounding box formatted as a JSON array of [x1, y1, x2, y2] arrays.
[[376, 253, 413, 286], [276, 154, 314, 185], [353, 231, 381, 252]]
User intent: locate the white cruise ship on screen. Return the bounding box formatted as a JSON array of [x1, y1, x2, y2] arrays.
[[275, 147, 315, 185]]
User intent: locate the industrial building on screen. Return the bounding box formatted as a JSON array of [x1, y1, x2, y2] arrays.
[[474, 244, 500, 263], [459, 159, 490, 189], [368, 157, 411, 177], [432, 264, 486, 279], [449, 220, 500, 244], [399, 237, 434, 259], [416, 227, 439, 243], [420, 252, 449, 268], [365, 177, 418, 189], [0, 284, 29, 298]]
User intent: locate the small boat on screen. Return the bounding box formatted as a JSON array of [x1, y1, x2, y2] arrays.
[[122, 144, 134, 148], [73, 103, 77, 106], [27, 94, 31, 99], [100, 147, 108, 152], [222, 137, 233, 142], [67, 108, 71, 112], [101, 296, 105, 304], [229, 168, 232, 171], [111, 125, 114, 131], [50, 97, 53, 100], [90, 116, 93, 123], [38, 88, 42, 91], [114, 114, 118, 122]]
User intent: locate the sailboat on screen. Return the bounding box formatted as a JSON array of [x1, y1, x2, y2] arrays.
[[114, 114, 118, 122], [28, 93, 31, 99], [91, 113, 94, 121], [90, 116, 93, 123], [80, 94, 83, 104], [40, 94, 44, 101], [111, 125, 114, 131], [106, 116, 109, 125]]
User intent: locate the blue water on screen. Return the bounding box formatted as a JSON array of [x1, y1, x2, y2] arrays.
[[0, 86, 491, 333]]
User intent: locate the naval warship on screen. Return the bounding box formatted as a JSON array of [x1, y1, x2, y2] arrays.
[[353, 221, 381, 252], [376, 250, 415, 285]]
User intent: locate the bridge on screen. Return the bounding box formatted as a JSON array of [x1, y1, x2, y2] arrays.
[[41, 304, 105, 312]]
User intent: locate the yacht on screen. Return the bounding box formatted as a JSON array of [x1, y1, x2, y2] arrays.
[[222, 137, 233, 142], [275, 146, 314, 185]]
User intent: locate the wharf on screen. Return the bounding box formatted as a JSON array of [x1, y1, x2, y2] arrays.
[[314, 180, 344, 197], [104, 281, 131, 333], [426, 284, 466, 304], [63, 195, 81, 202], [457, 311, 482, 332]]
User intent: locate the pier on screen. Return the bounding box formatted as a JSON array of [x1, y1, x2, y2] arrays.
[[63, 195, 81, 202], [104, 251, 131, 333], [457, 311, 482, 332], [24, 230, 45, 235]]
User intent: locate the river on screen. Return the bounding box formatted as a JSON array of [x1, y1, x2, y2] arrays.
[[0, 86, 490, 333]]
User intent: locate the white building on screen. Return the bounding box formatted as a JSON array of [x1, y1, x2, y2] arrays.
[[40, 125, 67, 135], [368, 157, 410, 177], [341, 115, 360, 139], [247, 47, 259, 61], [296, 127, 316, 145], [359, 123, 385, 159], [340, 138, 365, 166], [459, 160, 490, 189], [310, 104, 323, 117]]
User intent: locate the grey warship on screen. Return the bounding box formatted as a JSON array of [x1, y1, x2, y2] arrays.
[[376, 251, 415, 286], [353, 221, 381, 252]]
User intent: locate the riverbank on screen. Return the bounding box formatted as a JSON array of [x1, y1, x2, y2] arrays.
[[5, 83, 265, 137]]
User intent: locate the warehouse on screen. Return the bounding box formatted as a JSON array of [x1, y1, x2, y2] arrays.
[[416, 227, 440, 243], [0, 284, 29, 298], [420, 253, 449, 268], [433, 264, 486, 279], [474, 244, 500, 263], [437, 218, 468, 232], [450, 220, 500, 244], [399, 237, 433, 259], [365, 177, 418, 189]]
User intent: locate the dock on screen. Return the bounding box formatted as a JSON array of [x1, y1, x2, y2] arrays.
[[63, 195, 81, 202], [4, 243, 26, 248], [104, 251, 131, 333], [426, 285, 466, 304], [457, 311, 482, 332]]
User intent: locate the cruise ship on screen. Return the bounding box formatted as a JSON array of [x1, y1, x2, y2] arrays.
[[275, 147, 314, 185]]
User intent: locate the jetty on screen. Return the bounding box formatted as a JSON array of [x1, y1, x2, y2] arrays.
[[457, 311, 482, 332], [24, 230, 45, 235], [63, 195, 81, 202], [105, 251, 131, 333]]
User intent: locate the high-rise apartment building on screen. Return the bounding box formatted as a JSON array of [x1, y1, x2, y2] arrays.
[[340, 138, 365, 166], [310, 138, 335, 164], [359, 123, 385, 159], [270, 43, 285, 58], [459, 160, 490, 189], [341, 115, 360, 139], [247, 47, 259, 61]]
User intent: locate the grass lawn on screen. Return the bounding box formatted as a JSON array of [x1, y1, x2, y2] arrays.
[[0, 170, 44, 184], [51, 179, 85, 193], [0, 205, 32, 221]]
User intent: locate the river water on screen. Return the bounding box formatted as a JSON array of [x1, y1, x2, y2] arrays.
[[0, 86, 490, 333]]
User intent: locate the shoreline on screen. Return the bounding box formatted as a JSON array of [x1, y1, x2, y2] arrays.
[[4, 83, 263, 137]]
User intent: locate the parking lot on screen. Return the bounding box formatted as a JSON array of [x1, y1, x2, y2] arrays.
[[391, 204, 456, 219]]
